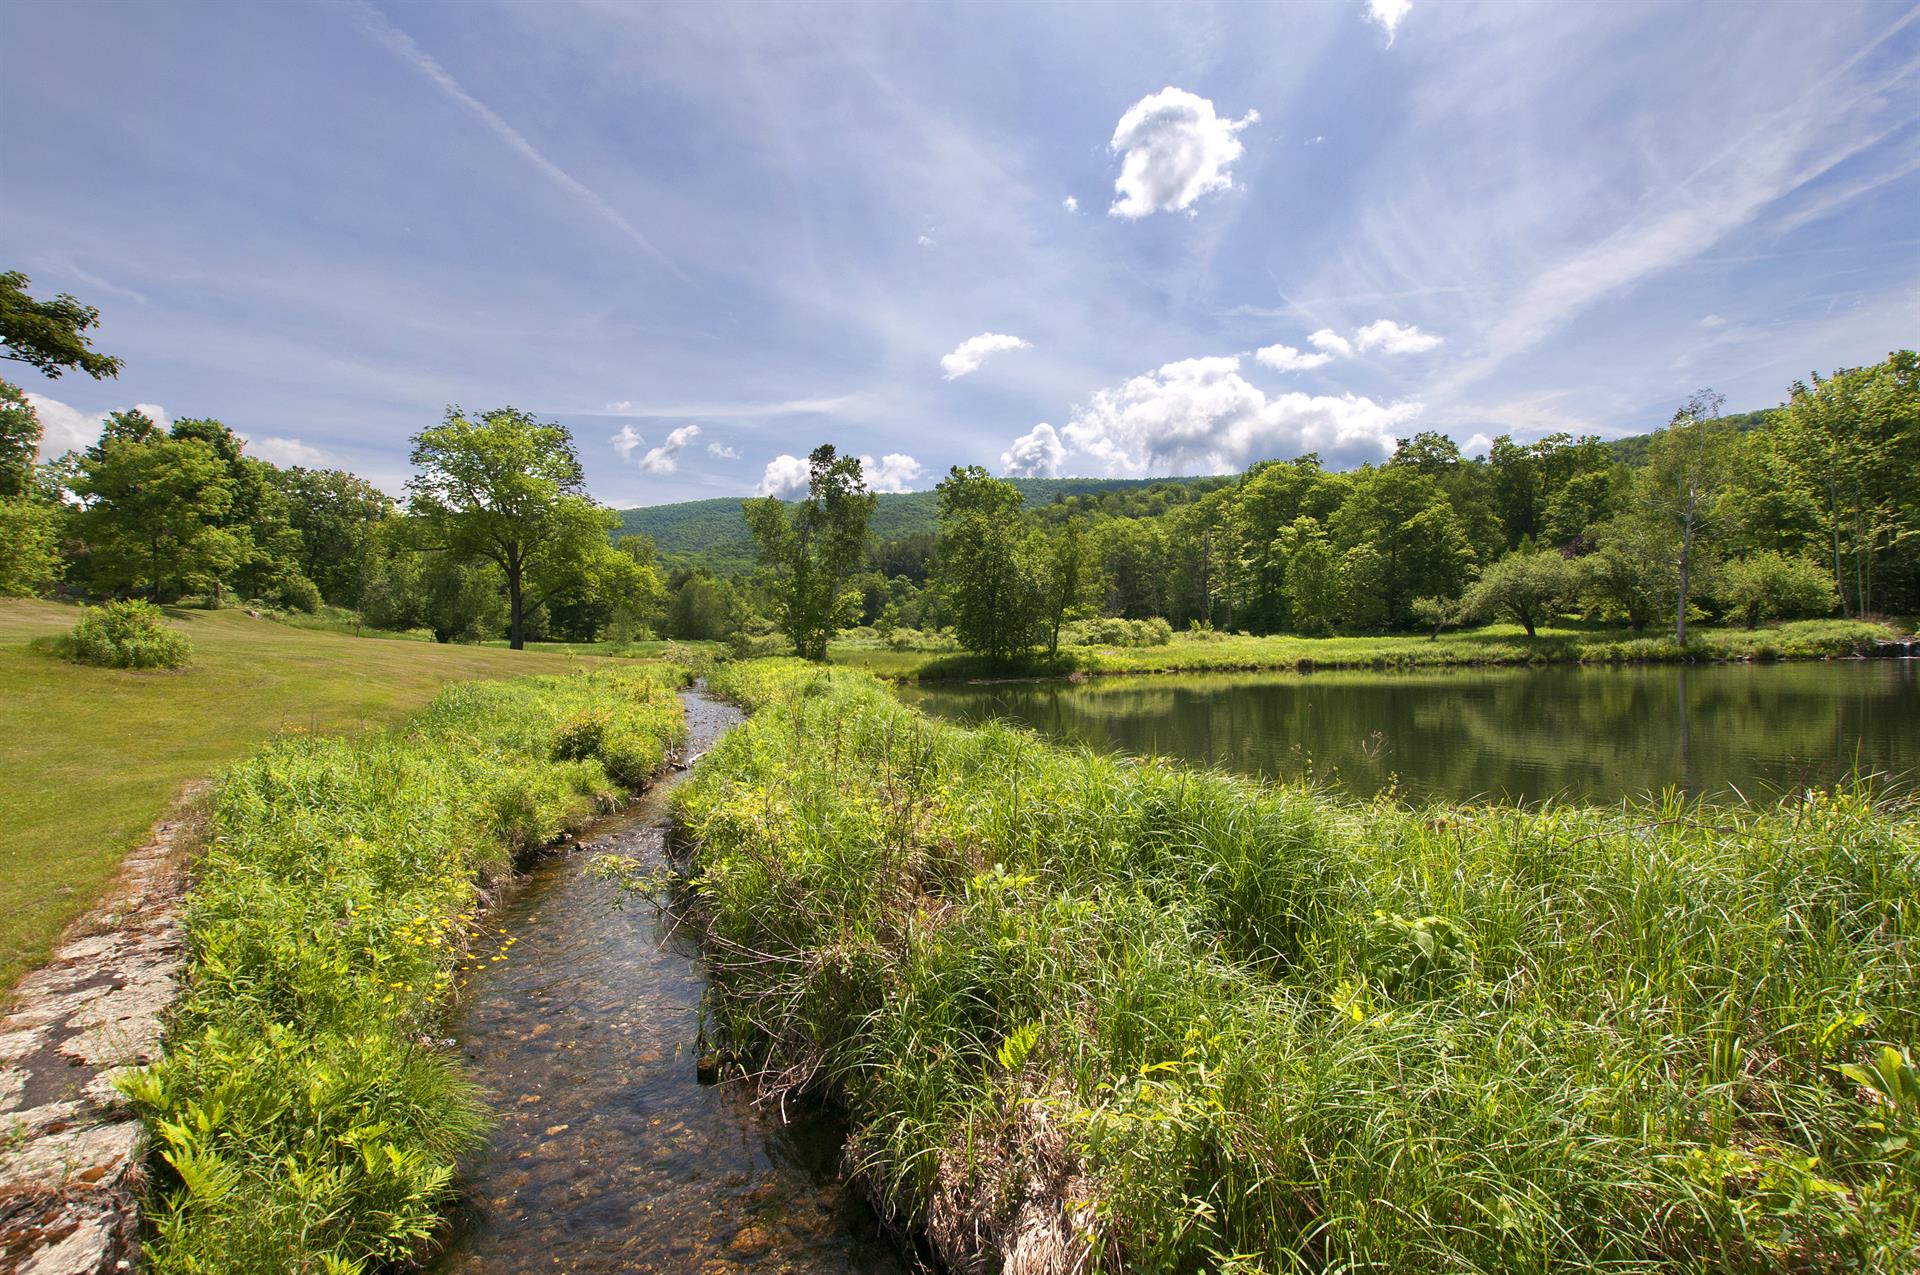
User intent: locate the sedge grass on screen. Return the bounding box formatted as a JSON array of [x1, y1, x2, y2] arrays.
[[120, 664, 688, 1273], [676, 659, 1920, 1272]]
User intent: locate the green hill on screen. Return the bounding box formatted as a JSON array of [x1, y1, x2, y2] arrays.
[[616, 475, 1210, 562]]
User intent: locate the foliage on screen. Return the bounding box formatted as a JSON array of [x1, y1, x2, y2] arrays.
[[271, 466, 393, 606], [933, 466, 1045, 659], [1636, 390, 1735, 643], [73, 427, 246, 600], [680, 663, 1920, 1272], [125, 664, 688, 1271], [0, 493, 63, 596], [1721, 550, 1838, 628], [408, 406, 653, 650], [1459, 548, 1576, 637], [0, 269, 123, 380], [1060, 616, 1173, 647], [0, 379, 42, 498], [742, 444, 876, 660], [62, 598, 192, 668]]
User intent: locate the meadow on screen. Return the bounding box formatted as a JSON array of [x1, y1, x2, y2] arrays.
[[122, 662, 688, 1272], [827, 616, 1900, 681], [676, 659, 1920, 1272], [0, 598, 636, 992]]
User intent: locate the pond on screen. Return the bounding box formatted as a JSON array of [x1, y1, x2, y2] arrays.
[[900, 660, 1920, 805]]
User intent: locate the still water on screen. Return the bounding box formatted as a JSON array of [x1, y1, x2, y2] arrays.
[[900, 660, 1920, 805], [432, 690, 907, 1274]]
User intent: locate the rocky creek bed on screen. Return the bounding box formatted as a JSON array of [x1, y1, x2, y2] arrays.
[[430, 688, 908, 1274]]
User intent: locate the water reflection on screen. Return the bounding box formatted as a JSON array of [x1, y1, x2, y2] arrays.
[[901, 660, 1919, 805], [432, 692, 906, 1274]]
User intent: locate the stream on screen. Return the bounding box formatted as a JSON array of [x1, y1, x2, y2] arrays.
[[431, 688, 909, 1274]]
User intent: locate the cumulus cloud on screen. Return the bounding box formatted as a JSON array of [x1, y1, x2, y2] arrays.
[[1254, 343, 1334, 372], [1354, 318, 1443, 353], [24, 393, 169, 458], [610, 424, 643, 460], [706, 441, 741, 460], [1001, 422, 1066, 478], [243, 436, 329, 467], [1366, 0, 1413, 43], [860, 452, 926, 493], [755, 454, 811, 499], [1062, 195, 1079, 212], [940, 332, 1032, 380], [638, 424, 700, 474], [1463, 432, 1494, 457], [1049, 355, 1416, 476], [1308, 329, 1353, 358], [1108, 87, 1259, 219]]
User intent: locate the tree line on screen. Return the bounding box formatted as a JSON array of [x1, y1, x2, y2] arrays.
[[736, 353, 1917, 660], [1, 272, 660, 648]]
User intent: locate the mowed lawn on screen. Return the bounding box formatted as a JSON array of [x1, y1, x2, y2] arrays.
[[0, 599, 616, 993]]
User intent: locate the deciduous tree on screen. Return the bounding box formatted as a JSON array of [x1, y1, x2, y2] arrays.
[[742, 444, 875, 660]]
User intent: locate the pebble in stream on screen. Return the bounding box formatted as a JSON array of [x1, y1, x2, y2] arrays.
[[431, 691, 908, 1274]]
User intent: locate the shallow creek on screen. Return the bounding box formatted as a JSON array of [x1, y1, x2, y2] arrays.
[[431, 689, 908, 1274]]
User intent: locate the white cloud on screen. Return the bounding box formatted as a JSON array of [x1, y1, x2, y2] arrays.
[[605, 399, 635, 412], [1254, 343, 1334, 372], [1700, 313, 1728, 328], [1308, 329, 1353, 357], [1353, 318, 1443, 353], [917, 233, 937, 247], [638, 423, 700, 473], [1107, 87, 1259, 218], [24, 393, 169, 458], [859, 452, 926, 492], [1062, 195, 1079, 212], [706, 441, 741, 460], [610, 423, 643, 460], [1366, 0, 1414, 44], [244, 436, 329, 467], [1055, 355, 1418, 476], [940, 332, 1032, 380], [755, 453, 811, 499], [1463, 432, 1494, 457], [1001, 422, 1066, 478]]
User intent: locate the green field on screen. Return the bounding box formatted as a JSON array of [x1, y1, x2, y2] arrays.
[[0, 598, 622, 993], [828, 617, 1901, 680]]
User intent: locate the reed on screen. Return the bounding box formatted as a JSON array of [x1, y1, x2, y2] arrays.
[[678, 658, 1920, 1272]]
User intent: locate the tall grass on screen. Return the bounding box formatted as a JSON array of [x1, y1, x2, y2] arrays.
[[121, 664, 688, 1273], [678, 659, 1920, 1272]]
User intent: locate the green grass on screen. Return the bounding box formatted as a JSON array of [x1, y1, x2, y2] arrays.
[[121, 663, 688, 1272], [676, 660, 1920, 1272], [828, 617, 1902, 681], [0, 598, 640, 993]]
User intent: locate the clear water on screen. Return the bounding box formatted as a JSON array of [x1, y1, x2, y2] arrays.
[[900, 660, 1920, 805], [431, 690, 908, 1274]]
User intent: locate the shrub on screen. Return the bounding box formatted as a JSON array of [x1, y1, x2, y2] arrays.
[[1062, 616, 1174, 647], [727, 630, 790, 660], [65, 599, 193, 668], [1722, 551, 1838, 628], [263, 573, 322, 614]]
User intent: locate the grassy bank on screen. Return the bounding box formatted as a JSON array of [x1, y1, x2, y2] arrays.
[[677, 660, 1920, 1272], [119, 664, 687, 1272], [829, 617, 1902, 681], [0, 598, 631, 992]]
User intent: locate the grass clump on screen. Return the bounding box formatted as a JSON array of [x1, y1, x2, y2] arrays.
[[678, 659, 1920, 1272], [121, 664, 687, 1273], [62, 598, 192, 668]]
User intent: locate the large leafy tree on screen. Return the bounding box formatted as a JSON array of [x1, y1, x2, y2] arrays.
[[408, 406, 629, 650], [743, 444, 875, 660], [1329, 466, 1474, 628], [1459, 548, 1576, 637], [73, 427, 246, 599], [932, 466, 1043, 660], [0, 270, 123, 380], [273, 467, 394, 605], [1637, 390, 1733, 644], [1, 380, 43, 498], [168, 417, 314, 606], [1035, 516, 1099, 657]]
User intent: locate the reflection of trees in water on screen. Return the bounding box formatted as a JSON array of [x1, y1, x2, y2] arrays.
[[912, 663, 1918, 804]]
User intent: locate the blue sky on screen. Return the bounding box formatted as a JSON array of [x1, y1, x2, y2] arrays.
[[5, 0, 1917, 507]]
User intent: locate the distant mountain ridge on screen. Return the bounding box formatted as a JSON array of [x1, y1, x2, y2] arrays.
[[615, 475, 1206, 558]]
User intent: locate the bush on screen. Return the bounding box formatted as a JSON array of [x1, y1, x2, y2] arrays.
[[727, 630, 790, 660], [65, 599, 193, 669], [263, 573, 322, 614], [885, 626, 961, 652], [1062, 616, 1174, 648], [1722, 551, 1838, 628]]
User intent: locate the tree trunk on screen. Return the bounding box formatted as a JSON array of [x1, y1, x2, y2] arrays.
[[1675, 491, 1696, 646], [506, 551, 525, 650], [1521, 614, 1537, 638]]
